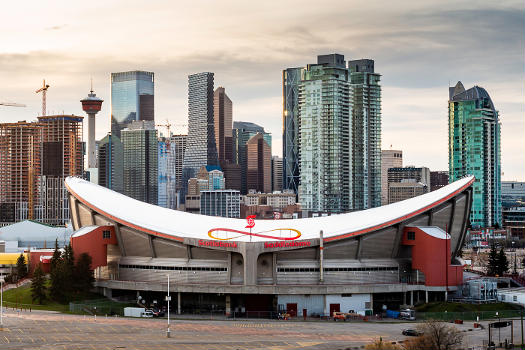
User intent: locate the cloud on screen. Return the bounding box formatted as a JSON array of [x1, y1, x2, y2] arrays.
[[0, 0, 523, 180]]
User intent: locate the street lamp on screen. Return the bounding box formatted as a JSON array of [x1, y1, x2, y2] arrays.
[[1, 279, 3, 329], [166, 274, 171, 338]]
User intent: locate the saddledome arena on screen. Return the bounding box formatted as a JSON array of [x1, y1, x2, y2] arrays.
[[66, 176, 474, 316]]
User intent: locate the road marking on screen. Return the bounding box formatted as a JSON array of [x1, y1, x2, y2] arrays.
[[4, 336, 9, 343]]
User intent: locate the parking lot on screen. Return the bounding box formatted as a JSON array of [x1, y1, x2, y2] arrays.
[[0, 309, 521, 349]]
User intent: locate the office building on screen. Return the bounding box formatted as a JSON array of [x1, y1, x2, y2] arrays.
[[449, 81, 501, 227], [349, 59, 382, 209], [232, 121, 271, 194], [282, 67, 303, 193], [388, 180, 428, 204], [214, 87, 233, 164], [430, 171, 449, 192], [381, 150, 403, 205], [97, 133, 123, 194], [501, 181, 525, 208], [246, 133, 271, 194], [222, 162, 242, 192], [37, 115, 84, 226], [272, 156, 283, 193], [200, 190, 240, 218], [182, 72, 218, 201], [387, 167, 430, 189], [121, 121, 158, 205], [0, 122, 42, 224], [298, 54, 353, 213], [110, 71, 154, 139]]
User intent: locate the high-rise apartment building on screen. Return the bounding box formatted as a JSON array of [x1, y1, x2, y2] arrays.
[[121, 120, 158, 205], [381, 150, 403, 205], [214, 87, 233, 164], [37, 115, 84, 226], [158, 138, 176, 208], [232, 121, 271, 194], [349, 59, 382, 209], [110, 71, 154, 139], [98, 133, 123, 193], [282, 67, 303, 194], [298, 54, 353, 213], [430, 171, 449, 192], [449, 81, 501, 227], [170, 134, 187, 193], [272, 156, 283, 192], [246, 133, 272, 194], [0, 122, 42, 224], [182, 72, 218, 201]]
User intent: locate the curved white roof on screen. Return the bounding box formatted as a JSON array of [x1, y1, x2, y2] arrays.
[[65, 176, 474, 243]]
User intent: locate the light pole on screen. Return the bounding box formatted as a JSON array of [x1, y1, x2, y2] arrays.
[[1, 279, 3, 329], [166, 274, 171, 338]]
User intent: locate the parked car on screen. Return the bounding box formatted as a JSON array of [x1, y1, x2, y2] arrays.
[[402, 329, 422, 337]]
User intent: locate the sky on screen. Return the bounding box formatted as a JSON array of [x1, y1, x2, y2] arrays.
[[1, 0, 523, 181]]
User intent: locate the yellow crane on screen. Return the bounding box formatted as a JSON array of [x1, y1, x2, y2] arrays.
[[35, 79, 50, 116]]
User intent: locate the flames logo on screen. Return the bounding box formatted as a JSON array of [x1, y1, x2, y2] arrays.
[[208, 215, 301, 241]]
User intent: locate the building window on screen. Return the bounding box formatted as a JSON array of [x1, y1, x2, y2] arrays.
[[407, 231, 415, 240], [513, 295, 517, 302], [102, 230, 111, 239]]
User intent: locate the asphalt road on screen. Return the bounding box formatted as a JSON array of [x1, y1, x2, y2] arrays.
[[0, 309, 522, 349]]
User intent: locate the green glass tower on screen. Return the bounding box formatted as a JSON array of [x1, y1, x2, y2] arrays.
[[449, 81, 501, 228]]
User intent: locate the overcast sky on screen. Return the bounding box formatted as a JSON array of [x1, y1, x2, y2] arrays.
[[1, 0, 523, 180]]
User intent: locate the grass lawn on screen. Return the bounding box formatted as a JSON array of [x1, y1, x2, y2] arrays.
[[2, 281, 125, 313], [416, 301, 523, 313]]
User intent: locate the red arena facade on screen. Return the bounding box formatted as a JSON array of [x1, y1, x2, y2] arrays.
[[66, 175, 474, 316]]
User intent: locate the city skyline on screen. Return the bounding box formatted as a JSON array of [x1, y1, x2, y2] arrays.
[[0, 0, 523, 180]]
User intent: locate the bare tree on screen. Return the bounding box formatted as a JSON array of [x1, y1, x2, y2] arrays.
[[403, 320, 463, 350]]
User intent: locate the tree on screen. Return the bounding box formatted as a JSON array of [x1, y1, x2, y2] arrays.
[[486, 244, 498, 276], [30, 264, 47, 304], [74, 253, 94, 294], [365, 338, 401, 349], [50, 238, 61, 270], [49, 260, 67, 303], [403, 320, 463, 350], [15, 253, 28, 280], [496, 248, 509, 276]]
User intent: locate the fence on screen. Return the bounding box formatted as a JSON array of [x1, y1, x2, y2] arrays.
[[69, 299, 132, 316]]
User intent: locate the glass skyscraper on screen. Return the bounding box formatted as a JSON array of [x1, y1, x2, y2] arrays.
[[282, 67, 303, 194], [449, 81, 501, 228], [121, 121, 158, 205], [232, 121, 271, 194], [98, 133, 124, 193], [111, 71, 154, 139], [349, 59, 382, 209], [181, 72, 218, 202]]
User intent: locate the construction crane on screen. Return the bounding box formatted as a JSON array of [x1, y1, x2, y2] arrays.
[[35, 79, 50, 116], [0, 102, 26, 107], [156, 119, 173, 137]]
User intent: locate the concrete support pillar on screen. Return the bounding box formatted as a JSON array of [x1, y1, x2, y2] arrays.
[[177, 292, 181, 315], [445, 291, 448, 302], [425, 290, 429, 303], [403, 292, 406, 305], [323, 295, 327, 317], [225, 295, 231, 317], [410, 290, 413, 306]]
